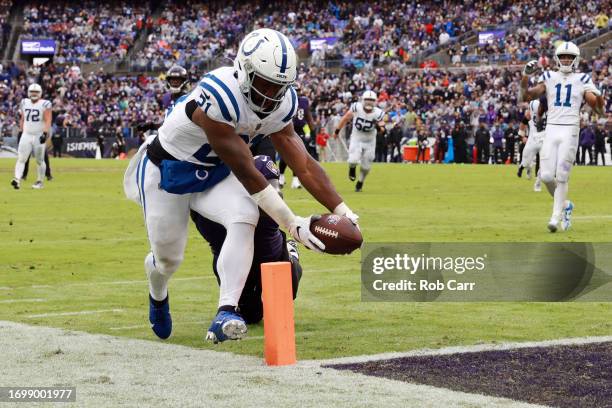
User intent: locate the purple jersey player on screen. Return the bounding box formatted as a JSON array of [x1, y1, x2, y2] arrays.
[[279, 85, 317, 188], [190, 155, 302, 324]]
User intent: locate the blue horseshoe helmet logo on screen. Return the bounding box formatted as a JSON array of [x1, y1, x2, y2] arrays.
[[242, 32, 265, 56]]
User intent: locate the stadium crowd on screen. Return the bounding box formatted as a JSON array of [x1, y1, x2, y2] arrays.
[[22, 1, 148, 64], [1, 44, 609, 164], [0, 0, 11, 51], [0, 0, 609, 164], [1, 0, 608, 69], [451, 0, 610, 65]]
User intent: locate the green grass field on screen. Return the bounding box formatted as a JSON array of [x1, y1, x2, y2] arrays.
[[1, 158, 611, 359]]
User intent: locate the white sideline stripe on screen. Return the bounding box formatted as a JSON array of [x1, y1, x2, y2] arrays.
[[0, 298, 46, 304], [6, 276, 213, 290], [109, 321, 207, 331], [26, 309, 124, 318], [573, 215, 612, 220], [6, 267, 348, 291], [1, 320, 544, 408], [315, 335, 612, 366], [0, 237, 143, 246]]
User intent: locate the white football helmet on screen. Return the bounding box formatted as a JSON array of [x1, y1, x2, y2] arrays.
[[28, 83, 42, 101], [554, 41, 580, 74], [361, 90, 377, 112], [234, 28, 297, 114]]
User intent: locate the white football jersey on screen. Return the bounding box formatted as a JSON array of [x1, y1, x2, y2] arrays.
[[20, 98, 51, 135], [350, 102, 383, 142], [538, 70, 599, 126], [158, 66, 297, 166], [527, 99, 544, 138]]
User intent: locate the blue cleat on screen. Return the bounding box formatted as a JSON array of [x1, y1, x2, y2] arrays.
[[205, 309, 247, 344], [149, 294, 172, 339], [561, 201, 574, 231]]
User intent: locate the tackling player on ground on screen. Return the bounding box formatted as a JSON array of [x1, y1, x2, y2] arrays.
[[190, 155, 303, 325], [520, 41, 605, 232], [334, 90, 384, 192], [11, 83, 51, 190]]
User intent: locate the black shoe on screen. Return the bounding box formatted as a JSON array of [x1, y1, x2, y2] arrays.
[[46, 175, 53, 181], [11, 178, 20, 190], [349, 167, 356, 181], [355, 181, 363, 192], [517, 166, 523, 178]]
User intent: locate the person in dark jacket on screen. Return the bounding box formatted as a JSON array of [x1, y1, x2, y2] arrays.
[[579, 125, 595, 165], [475, 121, 490, 164], [452, 122, 468, 163], [593, 122, 607, 166]]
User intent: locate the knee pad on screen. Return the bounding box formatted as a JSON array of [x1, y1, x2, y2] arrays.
[[154, 256, 182, 276], [540, 170, 555, 184]]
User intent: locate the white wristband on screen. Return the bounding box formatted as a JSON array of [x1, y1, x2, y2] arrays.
[[251, 184, 295, 230], [333, 202, 350, 216]]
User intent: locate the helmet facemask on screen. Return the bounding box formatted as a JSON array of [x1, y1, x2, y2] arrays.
[[555, 53, 579, 73], [363, 98, 376, 112], [28, 91, 41, 102], [167, 76, 187, 94], [244, 71, 290, 115]]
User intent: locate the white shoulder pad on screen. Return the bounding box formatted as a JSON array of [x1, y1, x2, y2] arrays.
[[537, 70, 552, 83], [198, 73, 241, 127], [376, 107, 384, 121], [280, 87, 298, 124]]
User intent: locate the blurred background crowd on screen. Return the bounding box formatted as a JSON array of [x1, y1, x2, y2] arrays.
[[0, 0, 609, 163]]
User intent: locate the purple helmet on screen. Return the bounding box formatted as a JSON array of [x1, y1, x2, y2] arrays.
[[253, 155, 279, 180]]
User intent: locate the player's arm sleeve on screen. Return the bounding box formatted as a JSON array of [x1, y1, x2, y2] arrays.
[[197, 76, 240, 128], [582, 75, 601, 96], [376, 108, 384, 122]]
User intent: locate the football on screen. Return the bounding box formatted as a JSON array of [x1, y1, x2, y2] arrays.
[[310, 214, 363, 255]]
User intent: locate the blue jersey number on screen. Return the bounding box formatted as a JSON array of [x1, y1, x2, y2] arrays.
[[554, 84, 572, 107], [355, 117, 374, 132], [24, 109, 40, 122]]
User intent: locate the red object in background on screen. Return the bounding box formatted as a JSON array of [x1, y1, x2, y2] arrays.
[[316, 132, 330, 147], [472, 146, 478, 163], [403, 146, 430, 162], [420, 60, 439, 69]]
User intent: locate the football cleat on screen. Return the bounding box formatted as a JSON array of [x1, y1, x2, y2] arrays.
[[561, 201, 574, 231], [349, 166, 356, 181], [547, 218, 559, 233], [11, 178, 20, 189], [46, 175, 53, 181], [287, 239, 299, 261], [290, 177, 301, 189], [517, 166, 523, 178], [206, 309, 247, 344], [355, 181, 363, 192], [533, 177, 542, 192], [149, 294, 172, 339], [31, 181, 43, 189]]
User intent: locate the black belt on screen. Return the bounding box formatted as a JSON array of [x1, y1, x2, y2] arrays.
[[146, 136, 178, 167]]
